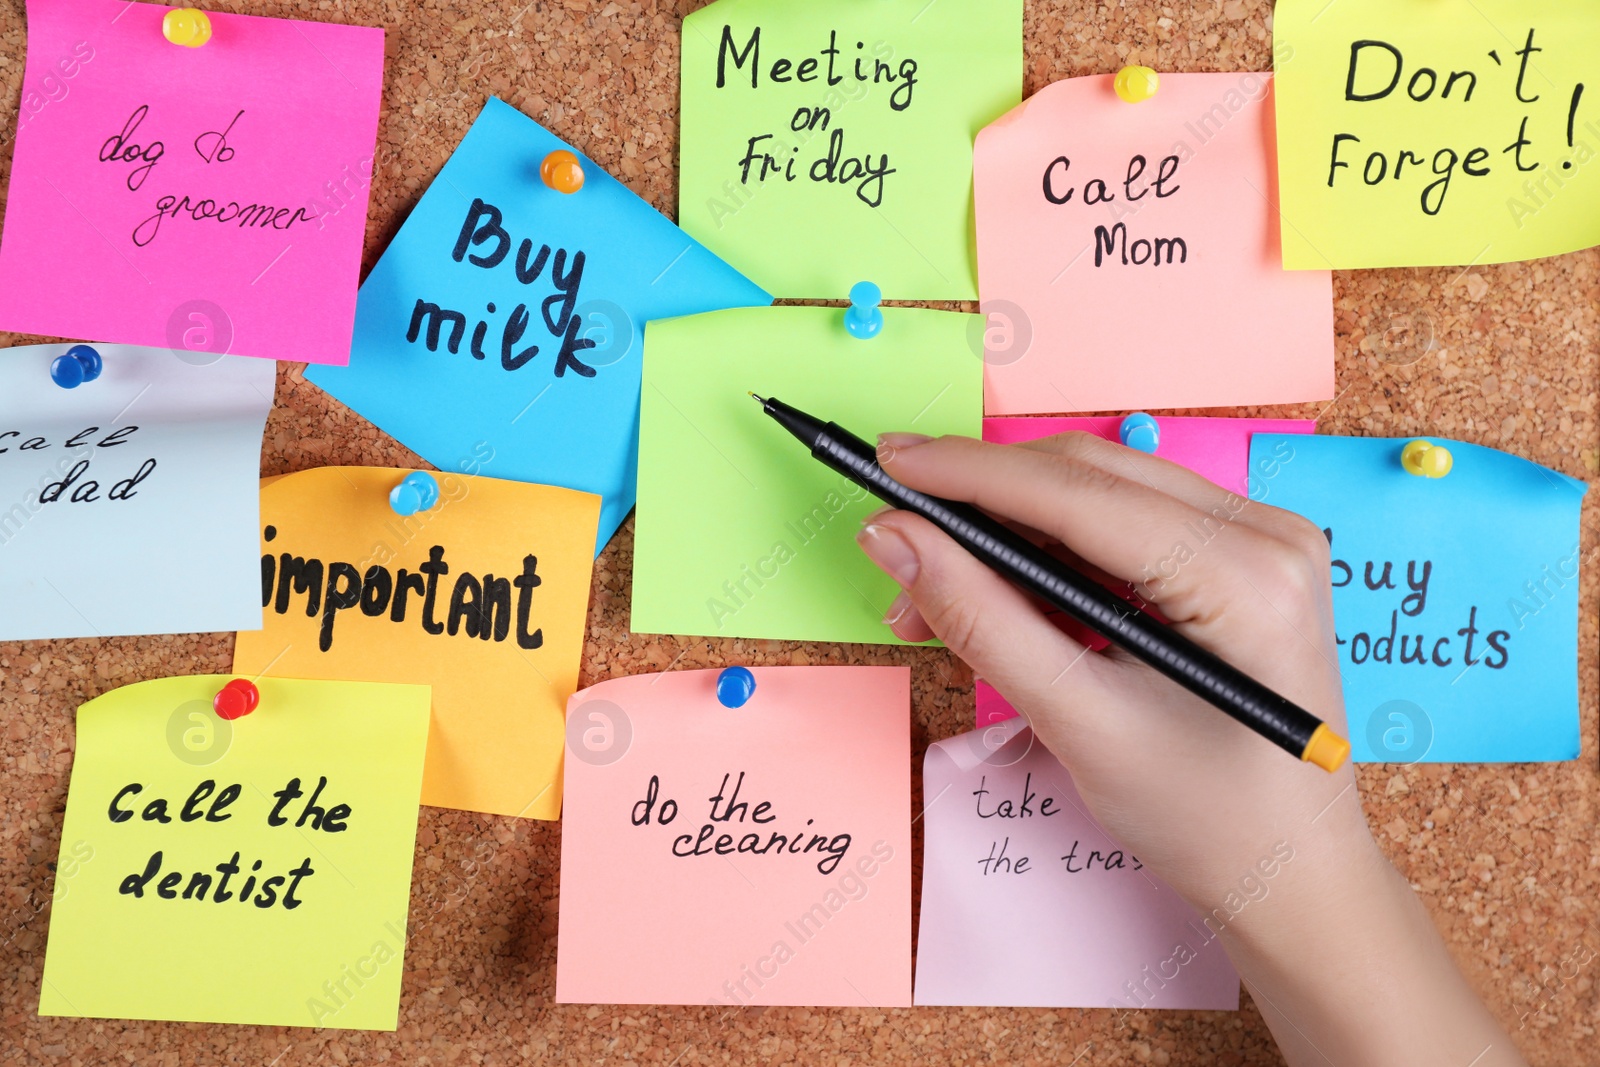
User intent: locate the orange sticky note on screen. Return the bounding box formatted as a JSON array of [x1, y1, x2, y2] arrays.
[[976, 73, 1334, 413], [233, 467, 599, 820], [556, 667, 911, 1006]]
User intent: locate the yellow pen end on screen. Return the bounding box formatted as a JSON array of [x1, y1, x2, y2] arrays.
[[1302, 723, 1351, 772]]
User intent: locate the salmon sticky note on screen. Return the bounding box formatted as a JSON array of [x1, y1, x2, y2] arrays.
[[557, 667, 911, 1006], [1274, 0, 1600, 268], [0, 343, 273, 640], [1249, 434, 1586, 762], [632, 305, 981, 645], [975, 73, 1333, 414], [679, 0, 1022, 298], [916, 708, 1240, 1008], [41, 675, 430, 1029], [233, 468, 599, 819], [0, 0, 383, 363]]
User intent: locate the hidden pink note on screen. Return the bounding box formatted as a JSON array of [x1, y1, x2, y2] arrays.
[[557, 666, 912, 1007], [975, 73, 1333, 414], [983, 414, 1315, 497], [0, 0, 383, 363], [915, 708, 1240, 1008]]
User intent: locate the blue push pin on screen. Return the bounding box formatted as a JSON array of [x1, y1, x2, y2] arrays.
[[50, 345, 103, 389], [716, 666, 756, 709], [389, 471, 440, 516], [843, 281, 883, 340], [1119, 412, 1160, 454]]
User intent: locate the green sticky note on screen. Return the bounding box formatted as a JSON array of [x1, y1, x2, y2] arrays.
[[40, 676, 430, 1030], [679, 0, 1022, 299], [633, 305, 982, 643]]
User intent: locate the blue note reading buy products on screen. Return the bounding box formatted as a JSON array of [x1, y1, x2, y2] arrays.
[[307, 98, 771, 554], [1249, 434, 1587, 763]]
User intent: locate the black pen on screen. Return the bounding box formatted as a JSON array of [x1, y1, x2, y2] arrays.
[[751, 393, 1349, 772]]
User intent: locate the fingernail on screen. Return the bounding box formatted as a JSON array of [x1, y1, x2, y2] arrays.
[[883, 591, 915, 627], [861, 504, 894, 526], [876, 432, 931, 464], [857, 523, 920, 587]]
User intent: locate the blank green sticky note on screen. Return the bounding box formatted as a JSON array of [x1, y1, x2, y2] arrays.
[[633, 305, 982, 644], [40, 676, 430, 1030], [679, 0, 1022, 299]]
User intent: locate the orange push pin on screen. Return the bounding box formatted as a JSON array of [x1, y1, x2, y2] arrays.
[[1114, 65, 1160, 103], [162, 8, 213, 47], [1401, 439, 1453, 479], [540, 150, 585, 194], [214, 678, 259, 720]]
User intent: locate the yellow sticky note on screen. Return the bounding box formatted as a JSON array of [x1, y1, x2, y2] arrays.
[[40, 675, 430, 1030], [233, 468, 600, 820], [1274, 0, 1600, 268]]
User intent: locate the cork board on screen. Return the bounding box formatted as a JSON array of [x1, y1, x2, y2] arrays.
[[1, 0, 1596, 1064]]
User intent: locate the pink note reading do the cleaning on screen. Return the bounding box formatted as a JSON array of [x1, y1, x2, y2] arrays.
[[0, 0, 383, 364], [915, 709, 1241, 1008], [557, 667, 912, 1007], [975, 73, 1334, 414]]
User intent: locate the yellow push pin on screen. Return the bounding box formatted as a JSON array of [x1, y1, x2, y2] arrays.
[[1114, 65, 1160, 103], [1401, 439, 1453, 478], [162, 8, 212, 47], [540, 150, 585, 194]]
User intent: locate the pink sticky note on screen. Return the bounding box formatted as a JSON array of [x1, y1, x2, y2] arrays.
[[915, 711, 1241, 1008], [0, 0, 383, 364], [975, 73, 1334, 414], [557, 667, 912, 1006], [983, 414, 1315, 497]]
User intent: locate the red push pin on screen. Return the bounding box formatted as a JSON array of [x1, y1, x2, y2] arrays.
[[214, 678, 259, 720]]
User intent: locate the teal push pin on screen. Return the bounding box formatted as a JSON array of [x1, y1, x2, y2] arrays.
[[844, 281, 883, 340], [51, 344, 103, 389], [1119, 412, 1160, 454], [716, 666, 756, 708], [389, 471, 440, 516]]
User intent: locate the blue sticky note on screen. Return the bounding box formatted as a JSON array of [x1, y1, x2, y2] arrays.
[[307, 98, 771, 553], [1249, 434, 1587, 763]]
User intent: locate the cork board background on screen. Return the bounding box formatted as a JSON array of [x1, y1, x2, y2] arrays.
[[1, 0, 1596, 1064]]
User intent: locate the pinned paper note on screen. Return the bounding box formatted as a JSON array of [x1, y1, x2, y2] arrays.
[[307, 99, 770, 552], [1274, 0, 1600, 268], [232, 467, 599, 819], [1249, 434, 1586, 762], [41, 675, 429, 1029], [984, 415, 1315, 498], [0, 343, 272, 640], [679, 0, 1022, 298], [916, 710, 1239, 1008], [0, 0, 382, 363], [557, 666, 911, 1006], [631, 305, 981, 644], [975, 73, 1333, 413]]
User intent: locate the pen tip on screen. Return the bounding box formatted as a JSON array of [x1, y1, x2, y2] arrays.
[[749, 392, 767, 404]]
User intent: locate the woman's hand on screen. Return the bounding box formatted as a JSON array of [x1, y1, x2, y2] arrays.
[[857, 431, 1526, 1067]]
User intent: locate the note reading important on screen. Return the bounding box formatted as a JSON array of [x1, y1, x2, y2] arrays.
[[233, 467, 599, 820]]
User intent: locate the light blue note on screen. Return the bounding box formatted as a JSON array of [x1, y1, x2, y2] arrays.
[[1249, 434, 1587, 763], [307, 98, 771, 554]]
